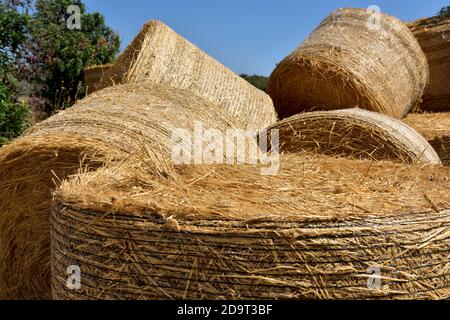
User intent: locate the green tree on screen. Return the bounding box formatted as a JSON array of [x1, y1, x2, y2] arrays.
[[438, 6, 450, 18], [0, 0, 31, 92], [30, 0, 120, 113], [0, 0, 32, 144], [0, 0, 119, 143], [240, 74, 270, 92], [0, 83, 30, 146]]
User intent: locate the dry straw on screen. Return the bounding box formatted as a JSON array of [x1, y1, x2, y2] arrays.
[[52, 152, 450, 300], [268, 8, 429, 120], [266, 108, 441, 164], [83, 64, 114, 95], [408, 16, 450, 112], [93, 20, 277, 130], [404, 112, 450, 165], [0, 83, 247, 300]]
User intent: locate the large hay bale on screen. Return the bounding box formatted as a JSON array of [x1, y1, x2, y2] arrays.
[[83, 64, 114, 95], [267, 108, 440, 164], [0, 83, 246, 300], [268, 8, 429, 120], [404, 112, 450, 165], [94, 20, 277, 130], [53, 153, 450, 300], [408, 16, 450, 112]]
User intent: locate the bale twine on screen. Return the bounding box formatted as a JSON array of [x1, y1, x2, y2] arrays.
[[408, 16, 450, 112], [52, 153, 450, 300], [404, 112, 450, 165], [0, 83, 246, 300], [83, 64, 114, 95], [268, 8, 429, 120], [266, 108, 441, 164], [94, 20, 277, 130]]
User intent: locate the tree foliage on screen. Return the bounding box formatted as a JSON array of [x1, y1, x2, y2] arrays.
[[437, 6, 450, 18], [0, 83, 30, 146], [0, 0, 31, 92], [30, 0, 120, 113], [0, 0, 120, 143], [240, 74, 269, 92], [0, 0, 32, 145]]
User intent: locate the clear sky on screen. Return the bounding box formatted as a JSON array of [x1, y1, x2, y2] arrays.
[[83, 0, 448, 76]]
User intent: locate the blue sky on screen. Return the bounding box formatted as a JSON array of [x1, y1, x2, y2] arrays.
[[83, 0, 448, 75]]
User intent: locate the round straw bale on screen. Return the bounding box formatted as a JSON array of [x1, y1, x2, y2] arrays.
[[83, 64, 114, 95], [0, 135, 119, 300], [95, 20, 277, 130], [52, 153, 450, 300], [268, 8, 429, 119], [0, 83, 246, 300], [266, 108, 441, 164], [408, 16, 450, 112], [404, 112, 450, 165]]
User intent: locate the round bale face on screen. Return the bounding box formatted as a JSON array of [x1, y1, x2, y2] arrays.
[[268, 8, 429, 120]]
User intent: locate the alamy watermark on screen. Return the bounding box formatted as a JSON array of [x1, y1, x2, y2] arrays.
[[66, 265, 81, 290], [171, 121, 280, 175], [367, 5, 382, 31], [66, 5, 81, 30], [367, 266, 382, 290]]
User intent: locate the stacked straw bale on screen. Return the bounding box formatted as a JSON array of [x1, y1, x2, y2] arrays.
[[408, 16, 450, 112], [266, 108, 441, 164], [404, 112, 450, 165], [94, 20, 277, 130], [53, 152, 450, 300], [83, 64, 114, 95], [0, 83, 247, 300], [268, 8, 429, 119]]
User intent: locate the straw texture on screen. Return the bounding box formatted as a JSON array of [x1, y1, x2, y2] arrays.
[[95, 20, 277, 130], [83, 64, 114, 95], [268, 8, 429, 119], [0, 135, 118, 300], [404, 112, 450, 165], [0, 83, 245, 300], [52, 152, 450, 300], [267, 108, 441, 164], [408, 16, 450, 112]]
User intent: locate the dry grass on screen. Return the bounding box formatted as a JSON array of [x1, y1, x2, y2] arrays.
[[268, 8, 429, 119], [52, 150, 450, 300], [266, 108, 441, 164]]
